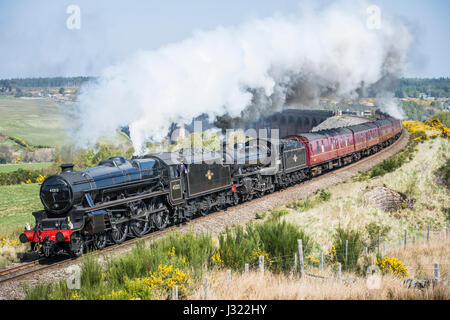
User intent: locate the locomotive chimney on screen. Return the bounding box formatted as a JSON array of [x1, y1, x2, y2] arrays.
[[60, 163, 75, 173]]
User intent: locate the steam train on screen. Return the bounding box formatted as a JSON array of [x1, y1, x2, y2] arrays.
[[19, 116, 403, 258]]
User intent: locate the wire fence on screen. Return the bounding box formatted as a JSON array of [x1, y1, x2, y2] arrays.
[[186, 224, 450, 299]]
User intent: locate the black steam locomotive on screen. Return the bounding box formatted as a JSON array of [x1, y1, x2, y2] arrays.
[[20, 116, 402, 258]]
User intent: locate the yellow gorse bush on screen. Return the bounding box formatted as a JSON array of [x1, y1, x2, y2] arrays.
[[325, 245, 338, 267], [376, 256, 409, 277], [20, 174, 46, 185], [35, 174, 46, 183], [11, 136, 35, 152], [1, 236, 21, 248], [252, 248, 274, 266], [99, 289, 126, 300], [141, 264, 190, 297], [305, 254, 320, 264], [403, 119, 449, 139], [211, 250, 224, 267]]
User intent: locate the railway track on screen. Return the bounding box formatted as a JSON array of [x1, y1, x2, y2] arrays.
[[0, 129, 408, 286]]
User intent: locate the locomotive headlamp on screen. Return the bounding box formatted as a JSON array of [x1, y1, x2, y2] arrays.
[[19, 233, 29, 243], [55, 232, 64, 242]]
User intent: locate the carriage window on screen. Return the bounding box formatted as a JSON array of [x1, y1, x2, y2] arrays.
[[317, 143, 321, 154], [321, 141, 325, 153]]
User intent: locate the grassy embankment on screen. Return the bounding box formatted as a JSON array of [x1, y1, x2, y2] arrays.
[[0, 184, 41, 267], [280, 137, 449, 249]]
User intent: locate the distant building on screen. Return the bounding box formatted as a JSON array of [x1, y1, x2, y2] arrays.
[[363, 109, 372, 116]]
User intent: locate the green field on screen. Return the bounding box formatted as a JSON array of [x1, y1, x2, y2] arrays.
[[0, 183, 42, 236], [0, 96, 69, 147], [0, 162, 52, 173], [0, 95, 131, 150]]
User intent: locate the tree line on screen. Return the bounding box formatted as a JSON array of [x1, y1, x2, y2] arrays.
[[394, 77, 450, 98], [0, 77, 449, 98], [0, 76, 94, 88]]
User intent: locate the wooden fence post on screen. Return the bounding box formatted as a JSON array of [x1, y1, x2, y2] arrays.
[[293, 253, 297, 273], [427, 225, 430, 241], [434, 263, 439, 283], [297, 239, 304, 278], [244, 263, 249, 273], [345, 240, 348, 266], [259, 256, 264, 275], [226, 270, 231, 286], [404, 229, 407, 250], [377, 230, 381, 256], [413, 236, 416, 245], [319, 251, 324, 271], [364, 246, 368, 256], [204, 278, 209, 300], [382, 242, 386, 258], [172, 285, 178, 300]]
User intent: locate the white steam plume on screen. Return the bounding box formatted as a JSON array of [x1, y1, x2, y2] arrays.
[[74, 0, 411, 153]]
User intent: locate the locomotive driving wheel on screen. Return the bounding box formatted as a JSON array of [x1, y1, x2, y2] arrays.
[[110, 222, 129, 244], [93, 233, 107, 250], [152, 211, 169, 230], [130, 201, 150, 237], [150, 198, 168, 230], [70, 233, 84, 258], [198, 198, 211, 217], [130, 217, 149, 237]]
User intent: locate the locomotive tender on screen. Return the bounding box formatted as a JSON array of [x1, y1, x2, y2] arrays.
[[19, 116, 402, 258]]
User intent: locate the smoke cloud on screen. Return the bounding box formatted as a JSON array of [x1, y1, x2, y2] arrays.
[[73, 0, 412, 153]]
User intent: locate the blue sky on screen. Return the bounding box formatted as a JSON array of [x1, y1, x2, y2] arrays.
[[0, 0, 448, 79]]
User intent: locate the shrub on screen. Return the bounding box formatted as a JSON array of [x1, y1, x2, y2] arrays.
[[269, 208, 289, 220], [376, 256, 409, 277], [332, 225, 363, 271], [25, 231, 213, 300], [287, 198, 315, 212], [318, 189, 331, 202], [217, 219, 313, 273], [0, 169, 45, 185], [252, 220, 312, 273], [435, 158, 450, 189], [287, 189, 331, 212], [80, 252, 103, 289], [365, 222, 391, 252], [217, 224, 261, 271], [107, 232, 214, 286], [24, 282, 55, 300]]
